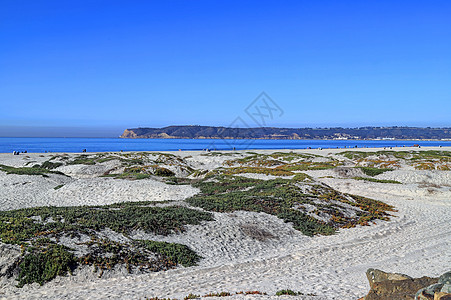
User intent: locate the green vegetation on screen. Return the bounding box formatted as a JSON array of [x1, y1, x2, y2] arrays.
[[54, 184, 64, 190], [103, 165, 176, 180], [224, 153, 284, 167], [189, 169, 208, 178], [339, 150, 451, 170], [186, 176, 336, 237], [276, 161, 338, 171], [154, 167, 176, 177], [0, 164, 65, 177], [275, 290, 297, 296], [223, 166, 294, 176], [352, 177, 402, 184], [339, 151, 375, 160], [78, 237, 199, 276], [200, 152, 235, 156], [269, 151, 318, 161], [358, 167, 393, 176], [67, 155, 97, 165], [291, 173, 313, 182], [184, 293, 200, 300], [39, 161, 63, 169], [186, 174, 395, 235], [0, 203, 213, 242], [275, 289, 316, 296], [165, 177, 194, 185], [0, 150, 405, 288], [0, 202, 212, 287], [223, 152, 341, 172], [138, 240, 201, 267], [102, 173, 151, 180], [202, 292, 232, 297], [17, 242, 77, 287]]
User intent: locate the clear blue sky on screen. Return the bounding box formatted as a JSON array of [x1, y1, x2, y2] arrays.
[[1, 0, 450, 137]]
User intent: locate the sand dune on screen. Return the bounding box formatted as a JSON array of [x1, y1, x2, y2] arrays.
[[0, 148, 450, 299]]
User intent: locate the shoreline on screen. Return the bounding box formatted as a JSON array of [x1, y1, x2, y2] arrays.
[[2, 136, 451, 141], [1, 145, 451, 155]]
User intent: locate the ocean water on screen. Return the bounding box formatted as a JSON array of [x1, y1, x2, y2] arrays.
[[1, 137, 451, 153]]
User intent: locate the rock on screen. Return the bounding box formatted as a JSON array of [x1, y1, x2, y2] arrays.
[[439, 272, 451, 285], [441, 284, 451, 293], [427, 284, 446, 294], [415, 290, 433, 299], [362, 269, 438, 300], [415, 271, 451, 300], [435, 292, 451, 300], [416, 284, 443, 300], [366, 268, 412, 288]]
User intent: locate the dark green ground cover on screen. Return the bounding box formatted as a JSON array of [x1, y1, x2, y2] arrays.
[[186, 174, 395, 236], [0, 203, 212, 287], [0, 204, 213, 244], [352, 177, 402, 184], [187, 175, 337, 237], [358, 167, 393, 176], [0, 164, 65, 177], [340, 150, 451, 160]]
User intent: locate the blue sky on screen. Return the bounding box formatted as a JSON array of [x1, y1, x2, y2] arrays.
[[0, 0, 450, 137]]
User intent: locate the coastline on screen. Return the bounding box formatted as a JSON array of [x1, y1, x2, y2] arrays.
[[1, 136, 451, 154], [118, 136, 451, 141], [1, 145, 450, 155]]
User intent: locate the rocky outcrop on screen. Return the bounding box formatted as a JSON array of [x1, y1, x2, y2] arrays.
[[360, 269, 438, 300], [120, 129, 138, 138], [415, 272, 451, 300]]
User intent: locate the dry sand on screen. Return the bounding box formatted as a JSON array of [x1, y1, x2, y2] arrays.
[[0, 147, 450, 299]]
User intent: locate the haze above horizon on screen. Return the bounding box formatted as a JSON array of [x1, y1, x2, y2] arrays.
[[1, 1, 450, 137]]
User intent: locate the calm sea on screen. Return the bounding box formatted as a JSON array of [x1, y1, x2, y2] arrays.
[[1, 137, 451, 153]]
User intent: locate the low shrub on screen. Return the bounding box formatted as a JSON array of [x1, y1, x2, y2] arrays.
[[275, 289, 297, 296], [352, 177, 401, 184], [0, 202, 212, 287], [40, 161, 63, 169], [138, 240, 201, 267], [0, 164, 64, 177], [358, 167, 393, 177], [187, 176, 336, 236], [17, 243, 77, 287], [54, 184, 64, 190]]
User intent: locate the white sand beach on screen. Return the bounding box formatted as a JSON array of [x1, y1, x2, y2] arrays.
[[0, 147, 450, 300]]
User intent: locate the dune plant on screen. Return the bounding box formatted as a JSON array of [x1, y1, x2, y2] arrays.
[[0, 164, 65, 177], [17, 242, 77, 287], [187, 174, 394, 236], [0, 202, 212, 287], [358, 167, 393, 176], [352, 177, 401, 184]]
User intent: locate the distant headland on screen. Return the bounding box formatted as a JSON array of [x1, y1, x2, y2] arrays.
[[120, 126, 451, 140]]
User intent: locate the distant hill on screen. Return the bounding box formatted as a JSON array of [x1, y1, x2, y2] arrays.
[[120, 126, 451, 140]]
